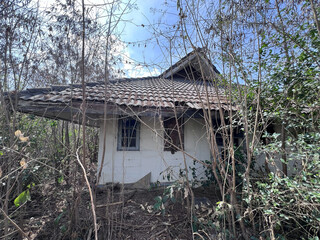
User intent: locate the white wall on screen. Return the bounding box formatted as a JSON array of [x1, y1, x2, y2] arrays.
[[253, 126, 302, 177], [97, 116, 211, 184], [254, 150, 302, 177]]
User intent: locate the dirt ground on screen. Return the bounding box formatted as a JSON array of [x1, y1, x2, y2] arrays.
[[13, 183, 221, 240]]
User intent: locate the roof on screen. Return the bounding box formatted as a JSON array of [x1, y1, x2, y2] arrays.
[[7, 49, 236, 126], [161, 48, 220, 79], [17, 77, 233, 110]]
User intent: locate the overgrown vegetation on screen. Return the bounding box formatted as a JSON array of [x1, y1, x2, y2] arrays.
[[155, 0, 320, 239], [1, 0, 320, 239]]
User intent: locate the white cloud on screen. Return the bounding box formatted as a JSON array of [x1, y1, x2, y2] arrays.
[[112, 37, 161, 78], [37, 0, 163, 79]]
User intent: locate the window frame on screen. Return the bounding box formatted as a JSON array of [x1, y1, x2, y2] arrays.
[[117, 117, 140, 151], [211, 135, 243, 162], [163, 116, 184, 153]]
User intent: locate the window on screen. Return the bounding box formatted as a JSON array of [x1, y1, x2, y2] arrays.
[[211, 135, 243, 162], [117, 117, 140, 151], [164, 117, 184, 153]]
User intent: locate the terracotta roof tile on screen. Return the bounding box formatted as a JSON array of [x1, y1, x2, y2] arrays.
[[18, 77, 236, 110]]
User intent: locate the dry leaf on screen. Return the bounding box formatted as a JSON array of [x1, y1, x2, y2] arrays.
[[15, 130, 29, 142], [147, 205, 153, 213], [19, 136, 29, 142], [15, 130, 22, 137], [20, 158, 27, 169]]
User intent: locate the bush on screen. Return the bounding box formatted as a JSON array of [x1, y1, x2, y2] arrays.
[[247, 133, 320, 239]]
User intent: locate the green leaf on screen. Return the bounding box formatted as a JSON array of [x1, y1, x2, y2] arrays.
[[154, 196, 162, 202], [264, 209, 274, 215], [14, 189, 31, 207], [54, 212, 65, 225], [58, 175, 64, 184], [153, 202, 161, 210], [27, 182, 35, 189], [0, 151, 3, 156], [60, 225, 67, 233]]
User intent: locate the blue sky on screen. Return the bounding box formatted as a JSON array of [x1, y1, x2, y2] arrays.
[[83, 0, 183, 77], [111, 0, 182, 77], [38, 0, 192, 77]]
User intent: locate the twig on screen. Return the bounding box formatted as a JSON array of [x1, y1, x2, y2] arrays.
[[0, 208, 30, 240], [0, 230, 18, 239], [193, 232, 205, 240], [96, 201, 123, 207], [97, 216, 153, 229], [87, 228, 93, 240], [150, 228, 167, 239], [76, 148, 98, 240], [310, 0, 320, 37]]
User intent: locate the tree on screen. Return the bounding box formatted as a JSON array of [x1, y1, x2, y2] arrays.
[[149, 0, 319, 239], [1, 0, 319, 239], [0, 1, 42, 238]]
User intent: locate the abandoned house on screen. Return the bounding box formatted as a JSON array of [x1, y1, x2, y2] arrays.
[[7, 49, 247, 185]]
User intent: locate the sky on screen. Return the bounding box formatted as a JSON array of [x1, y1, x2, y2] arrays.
[[110, 0, 182, 77], [86, 0, 182, 77], [37, 0, 196, 78]]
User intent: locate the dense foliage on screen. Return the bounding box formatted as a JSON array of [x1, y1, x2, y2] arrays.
[[1, 0, 319, 239]]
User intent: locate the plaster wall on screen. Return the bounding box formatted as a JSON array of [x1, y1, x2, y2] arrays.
[[97, 116, 211, 184], [255, 151, 301, 177], [253, 125, 302, 176]]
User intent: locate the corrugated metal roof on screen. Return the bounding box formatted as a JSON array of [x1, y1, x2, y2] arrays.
[[18, 77, 236, 111]]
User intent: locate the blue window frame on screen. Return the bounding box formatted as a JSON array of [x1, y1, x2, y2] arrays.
[[117, 117, 140, 151]]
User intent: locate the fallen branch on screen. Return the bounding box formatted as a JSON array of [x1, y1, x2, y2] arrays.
[[150, 228, 167, 239], [0, 208, 30, 240], [96, 201, 123, 207]]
